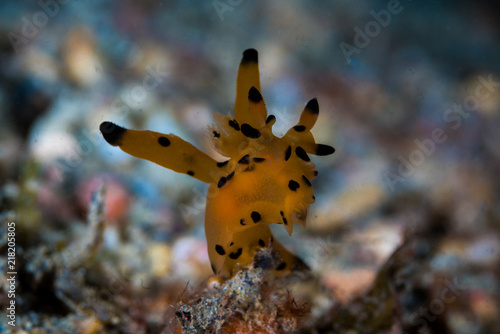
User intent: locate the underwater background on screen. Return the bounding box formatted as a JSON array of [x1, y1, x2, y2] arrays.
[[1, 0, 499, 333]]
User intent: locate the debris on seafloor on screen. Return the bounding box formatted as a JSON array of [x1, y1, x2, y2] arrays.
[[172, 204, 454, 334], [298, 205, 465, 334], [2, 182, 499, 333], [1, 185, 111, 333], [175, 246, 311, 334]]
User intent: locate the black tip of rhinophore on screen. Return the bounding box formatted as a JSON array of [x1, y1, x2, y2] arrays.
[[241, 48, 258, 64], [265, 114, 276, 125], [100, 121, 126, 146], [248, 86, 263, 103], [305, 98, 319, 115], [316, 144, 335, 156]]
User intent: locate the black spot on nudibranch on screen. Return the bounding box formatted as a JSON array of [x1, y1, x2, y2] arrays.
[[228, 119, 240, 131], [305, 98, 319, 115], [213, 130, 220, 138], [251, 211, 261, 223], [158, 136, 171, 147], [218, 171, 234, 188], [241, 123, 261, 139], [259, 239, 265, 247], [217, 160, 229, 168], [187, 170, 195, 176], [100, 122, 126, 146], [316, 144, 335, 156], [266, 115, 276, 124], [229, 248, 243, 260], [238, 154, 250, 164], [302, 175, 312, 186], [211, 264, 216, 273], [314, 170, 319, 176], [253, 157, 265, 163], [288, 180, 300, 191], [215, 245, 226, 256], [276, 262, 287, 271], [295, 146, 310, 162], [284, 146, 292, 161], [248, 86, 262, 103], [218, 177, 227, 188], [240, 219, 246, 226], [241, 48, 258, 64], [293, 125, 306, 132], [280, 211, 288, 225]]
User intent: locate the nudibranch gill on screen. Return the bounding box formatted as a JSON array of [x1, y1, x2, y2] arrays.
[[100, 49, 335, 278]]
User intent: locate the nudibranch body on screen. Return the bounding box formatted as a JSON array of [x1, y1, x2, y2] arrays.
[[100, 49, 334, 277]]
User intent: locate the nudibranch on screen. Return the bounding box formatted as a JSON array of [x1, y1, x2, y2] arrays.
[[100, 49, 335, 277]]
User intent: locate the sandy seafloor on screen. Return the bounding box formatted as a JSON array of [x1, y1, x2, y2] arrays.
[[0, 1, 499, 333]]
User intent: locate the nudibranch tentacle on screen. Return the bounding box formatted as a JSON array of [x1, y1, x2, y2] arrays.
[[100, 48, 335, 278], [100, 122, 220, 184]]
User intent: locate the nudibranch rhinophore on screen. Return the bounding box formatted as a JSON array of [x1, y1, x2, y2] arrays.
[[100, 49, 335, 277]]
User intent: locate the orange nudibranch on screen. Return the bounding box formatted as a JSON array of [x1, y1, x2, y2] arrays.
[[100, 49, 335, 277]]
